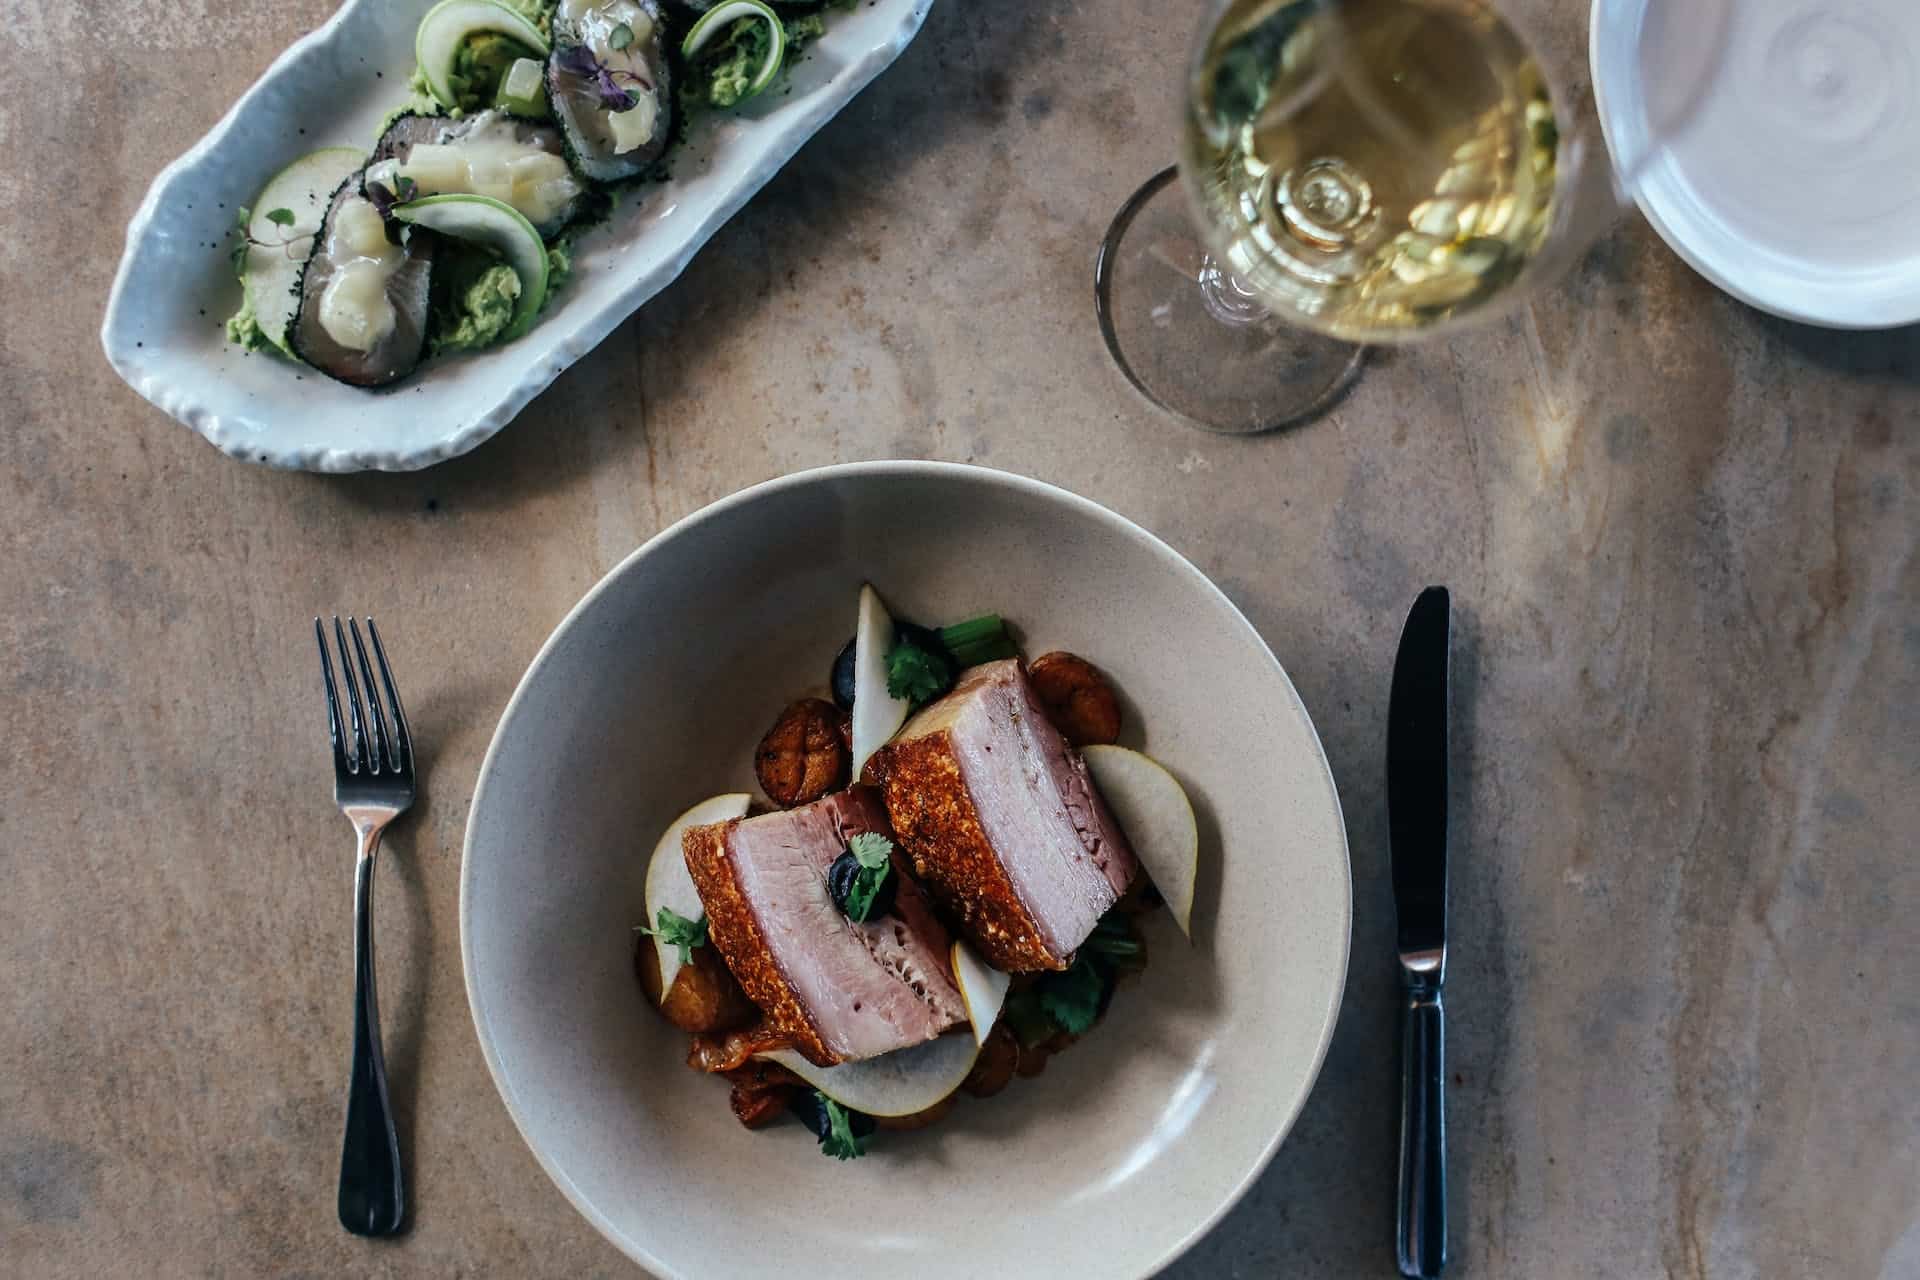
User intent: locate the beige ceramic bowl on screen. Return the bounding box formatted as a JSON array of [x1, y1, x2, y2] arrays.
[[462, 462, 1350, 1279]]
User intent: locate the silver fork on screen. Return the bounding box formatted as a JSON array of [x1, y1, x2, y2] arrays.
[[315, 616, 415, 1238]]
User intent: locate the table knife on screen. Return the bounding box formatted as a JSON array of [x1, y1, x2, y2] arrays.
[[1389, 585, 1451, 1278]]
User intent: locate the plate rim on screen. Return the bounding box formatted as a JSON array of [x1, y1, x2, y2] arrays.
[[458, 460, 1354, 1279], [1589, 0, 1920, 331]]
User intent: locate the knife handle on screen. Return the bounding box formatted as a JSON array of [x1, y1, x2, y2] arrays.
[[1396, 980, 1447, 1278]]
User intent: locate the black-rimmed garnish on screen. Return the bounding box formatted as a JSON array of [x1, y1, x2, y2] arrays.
[[827, 832, 896, 923]]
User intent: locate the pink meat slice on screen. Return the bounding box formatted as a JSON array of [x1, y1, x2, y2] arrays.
[[872, 660, 1140, 970], [718, 790, 965, 1062], [944, 661, 1138, 957]]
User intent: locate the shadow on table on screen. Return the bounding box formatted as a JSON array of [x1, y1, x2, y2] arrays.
[[1749, 315, 1920, 386], [1159, 594, 1508, 1277], [320, 0, 1062, 518]]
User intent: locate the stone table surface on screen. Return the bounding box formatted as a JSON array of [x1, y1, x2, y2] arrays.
[[5, 0, 1918, 1275]]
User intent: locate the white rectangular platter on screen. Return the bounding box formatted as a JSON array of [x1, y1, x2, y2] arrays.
[[101, 0, 933, 472]]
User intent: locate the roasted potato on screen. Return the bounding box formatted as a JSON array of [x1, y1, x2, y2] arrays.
[[754, 697, 851, 808], [962, 1024, 1019, 1099], [1028, 652, 1122, 746], [729, 1081, 799, 1129], [724, 1060, 805, 1129], [636, 936, 759, 1035]]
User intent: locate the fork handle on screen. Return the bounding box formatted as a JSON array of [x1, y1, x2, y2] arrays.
[[339, 829, 405, 1237]]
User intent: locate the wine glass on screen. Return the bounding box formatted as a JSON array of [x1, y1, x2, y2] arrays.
[[1095, 0, 1728, 435]]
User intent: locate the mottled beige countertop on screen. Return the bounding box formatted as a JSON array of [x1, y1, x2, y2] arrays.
[[5, 0, 1918, 1275]]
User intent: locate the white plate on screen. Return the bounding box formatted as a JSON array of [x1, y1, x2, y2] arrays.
[[99, 0, 932, 472], [1592, 0, 1920, 329], [461, 462, 1352, 1280]]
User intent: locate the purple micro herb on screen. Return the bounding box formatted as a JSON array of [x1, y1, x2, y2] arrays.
[[364, 176, 419, 244], [555, 41, 650, 113]]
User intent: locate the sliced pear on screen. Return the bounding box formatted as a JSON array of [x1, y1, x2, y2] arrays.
[[850, 583, 910, 777], [760, 1035, 979, 1117], [644, 792, 751, 993], [1084, 745, 1198, 937], [950, 940, 1010, 1047]]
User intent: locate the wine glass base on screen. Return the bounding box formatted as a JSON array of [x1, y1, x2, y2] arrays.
[[1095, 167, 1366, 436]]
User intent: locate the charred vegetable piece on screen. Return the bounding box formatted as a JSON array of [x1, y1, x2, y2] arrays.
[[289, 174, 435, 387], [1027, 651, 1122, 746], [753, 697, 849, 808], [547, 0, 671, 182]]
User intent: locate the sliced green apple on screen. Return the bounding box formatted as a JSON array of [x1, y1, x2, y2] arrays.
[[850, 583, 910, 777], [240, 147, 365, 357], [644, 792, 750, 993], [760, 1035, 979, 1117], [1084, 745, 1198, 937], [950, 940, 1009, 1047]]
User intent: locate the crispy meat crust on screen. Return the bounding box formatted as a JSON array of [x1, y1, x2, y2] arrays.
[[682, 820, 840, 1066], [864, 735, 1068, 973]]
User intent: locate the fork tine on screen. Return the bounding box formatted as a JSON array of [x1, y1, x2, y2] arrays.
[[333, 615, 371, 774], [348, 618, 392, 774], [365, 618, 412, 772], [315, 618, 350, 774]]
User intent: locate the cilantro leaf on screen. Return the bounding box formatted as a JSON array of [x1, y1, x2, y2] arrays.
[[842, 861, 891, 923], [1035, 953, 1106, 1035], [885, 638, 951, 705], [264, 207, 296, 227], [831, 833, 896, 922], [820, 1096, 868, 1160], [636, 905, 709, 966], [848, 831, 892, 870]]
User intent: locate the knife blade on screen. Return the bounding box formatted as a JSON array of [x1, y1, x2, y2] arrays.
[[1389, 584, 1450, 1279]]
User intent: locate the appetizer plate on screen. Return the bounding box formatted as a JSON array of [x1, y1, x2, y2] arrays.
[[462, 462, 1352, 1280], [1591, 0, 1920, 329], [99, 0, 933, 473]]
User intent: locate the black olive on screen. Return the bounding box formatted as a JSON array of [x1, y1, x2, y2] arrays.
[[830, 636, 857, 709], [827, 847, 897, 922], [791, 1089, 875, 1140], [826, 849, 861, 908]]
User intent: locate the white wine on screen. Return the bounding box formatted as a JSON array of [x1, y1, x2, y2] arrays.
[[1182, 0, 1561, 340]]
